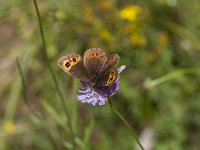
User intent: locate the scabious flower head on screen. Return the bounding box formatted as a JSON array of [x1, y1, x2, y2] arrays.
[[77, 65, 126, 106]]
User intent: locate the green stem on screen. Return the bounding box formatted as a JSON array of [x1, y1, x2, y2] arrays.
[[108, 99, 144, 150], [16, 58, 30, 106], [33, 0, 76, 149], [146, 68, 200, 88]]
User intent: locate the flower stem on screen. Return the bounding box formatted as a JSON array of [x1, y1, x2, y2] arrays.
[[33, 0, 76, 149], [144, 68, 200, 89], [108, 99, 144, 150], [16, 58, 28, 105]]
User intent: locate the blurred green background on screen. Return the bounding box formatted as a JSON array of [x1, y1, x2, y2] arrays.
[[1, 0, 200, 149]]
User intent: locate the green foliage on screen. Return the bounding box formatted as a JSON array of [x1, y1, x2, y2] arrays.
[[1, 0, 200, 149]]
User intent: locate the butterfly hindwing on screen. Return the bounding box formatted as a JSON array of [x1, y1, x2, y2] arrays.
[[58, 54, 89, 82], [96, 67, 119, 86]]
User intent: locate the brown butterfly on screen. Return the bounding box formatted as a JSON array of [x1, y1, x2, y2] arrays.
[[58, 48, 119, 86]]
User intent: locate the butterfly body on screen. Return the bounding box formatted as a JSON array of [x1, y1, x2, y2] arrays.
[[58, 48, 119, 86]]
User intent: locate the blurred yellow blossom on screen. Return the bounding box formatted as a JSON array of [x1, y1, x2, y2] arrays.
[[55, 10, 66, 20], [99, 0, 114, 10], [2, 121, 16, 134], [120, 5, 142, 21], [83, 6, 94, 24], [121, 23, 138, 36], [158, 32, 169, 47], [100, 29, 111, 41], [130, 32, 147, 46]]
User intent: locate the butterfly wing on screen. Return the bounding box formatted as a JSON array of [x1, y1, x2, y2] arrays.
[[83, 48, 107, 82], [103, 54, 119, 72], [96, 67, 119, 86], [95, 54, 119, 85], [58, 54, 89, 82]]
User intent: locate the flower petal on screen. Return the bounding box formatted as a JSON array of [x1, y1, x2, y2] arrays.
[[111, 81, 120, 91], [98, 96, 107, 105], [91, 98, 98, 106], [86, 97, 95, 104], [118, 65, 126, 73], [77, 94, 88, 101]]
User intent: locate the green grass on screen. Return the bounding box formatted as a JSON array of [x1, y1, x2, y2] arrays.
[[1, 0, 200, 149]]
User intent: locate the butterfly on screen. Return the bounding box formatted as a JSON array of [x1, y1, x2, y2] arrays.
[[58, 48, 120, 86]]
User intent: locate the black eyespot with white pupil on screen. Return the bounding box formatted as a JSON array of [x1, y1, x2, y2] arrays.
[[65, 62, 70, 68], [73, 58, 76, 62], [109, 77, 114, 82]]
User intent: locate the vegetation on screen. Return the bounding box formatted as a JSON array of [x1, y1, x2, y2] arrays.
[[0, 0, 200, 149]]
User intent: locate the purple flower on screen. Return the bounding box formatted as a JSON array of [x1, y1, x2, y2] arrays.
[[77, 65, 126, 106]]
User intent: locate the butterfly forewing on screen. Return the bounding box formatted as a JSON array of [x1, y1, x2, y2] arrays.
[[103, 54, 119, 72], [58, 54, 89, 82], [83, 48, 107, 82]]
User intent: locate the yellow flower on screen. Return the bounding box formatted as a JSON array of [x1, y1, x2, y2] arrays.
[[130, 33, 147, 46], [55, 10, 66, 20], [100, 29, 111, 41], [2, 121, 16, 134], [120, 5, 142, 22], [158, 32, 169, 47], [99, 0, 114, 10], [83, 6, 94, 24]]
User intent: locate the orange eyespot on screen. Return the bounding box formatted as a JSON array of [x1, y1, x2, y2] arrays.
[[107, 71, 116, 84]]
